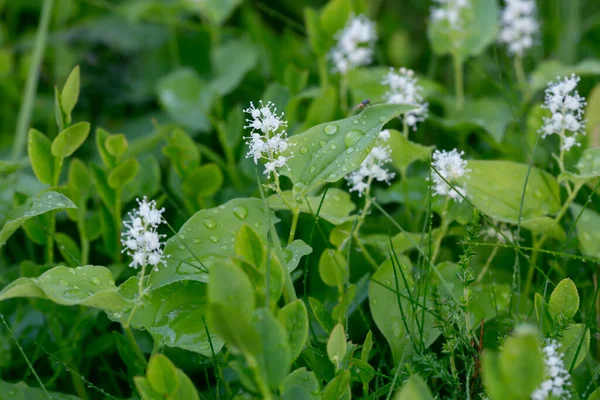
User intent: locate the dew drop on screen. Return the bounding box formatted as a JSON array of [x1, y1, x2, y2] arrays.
[[203, 218, 217, 229], [390, 318, 402, 338], [379, 116, 387, 123], [309, 166, 316, 172], [193, 239, 202, 244], [209, 235, 220, 244], [324, 124, 339, 135], [352, 119, 359, 125], [299, 146, 309, 154], [179, 234, 186, 240], [319, 141, 326, 147], [59, 279, 69, 287], [253, 221, 262, 228], [68, 269, 76, 275], [178, 245, 185, 250], [108, 280, 115, 286], [233, 205, 248, 220], [344, 129, 365, 148], [90, 277, 101, 285]]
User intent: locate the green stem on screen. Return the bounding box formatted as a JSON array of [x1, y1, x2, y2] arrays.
[[400, 169, 412, 227], [288, 207, 300, 245], [513, 55, 530, 102], [78, 206, 89, 265], [432, 199, 451, 263], [475, 246, 499, 283], [318, 56, 329, 90], [123, 325, 147, 368], [452, 54, 464, 113], [114, 189, 122, 262], [11, 0, 54, 161], [46, 157, 64, 264], [249, 357, 272, 400], [402, 120, 409, 139], [340, 73, 349, 113]]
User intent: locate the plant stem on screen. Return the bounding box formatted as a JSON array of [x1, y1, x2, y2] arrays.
[[11, 0, 54, 161], [432, 199, 451, 263], [123, 325, 147, 368], [452, 53, 464, 113], [340, 73, 349, 113], [475, 246, 499, 283], [402, 120, 409, 139], [114, 189, 122, 262], [318, 57, 329, 89], [288, 207, 300, 245], [513, 55, 530, 101], [46, 157, 64, 264]]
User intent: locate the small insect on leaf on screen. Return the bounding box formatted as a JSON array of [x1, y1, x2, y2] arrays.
[[352, 99, 371, 112]]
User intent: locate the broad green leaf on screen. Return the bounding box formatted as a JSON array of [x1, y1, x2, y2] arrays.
[[368, 257, 439, 363], [268, 188, 356, 225], [305, 8, 329, 56], [442, 97, 513, 143], [211, 38, 258, 95], [117, 280, 224, 357], [561, 147, 600, 182], [459, 160, 561, 224], [482, 352, 507, 400], [319, 0, 352, 44], [284, 240, 313, 272], [387, 129, 434, 172], [278, 300, 309, 363], [301, 86, 338, 130], [588, 388, 600, 400], [253, 308, 292, 389], [561, 323, 589, 371], [548, 278, 579, 323], [235, 224, 265, 268], [520, 217, 565, 241], [361, 331, 373, 361], [51, 122, 91, 159], [162, 128, 200, 176], [283, 103, 417, 197], [105, 133, 129, 163], [149, 198, 277, 290], [108, 158, 140, 189], [157, 68, 215, 131], [393, 375, 434, 400], [0, 265, 131, 312], [327, 324, 347, 370], [55, 232, 81, 266], [322, 370, 351, 400], [350, 358, 375, 383], [183, 0, 244, 25], [319, 249, 346, 289], [0, 191, 76, 248], [68, 158, 92, 198], [134, 377, 163, 400], [182, 163, 223, 199], [0, 381, 79, 400], [427, 0, 499, 61], [208, 260, 260, 356], [530, 59, 600, 93], [498, 326, 545, 398], [61, 65, 80, 121], [27, 128, 54, 184], [282, 368, 320, 400], [147, 354, 179, 395], [570, 203, 600, 258]]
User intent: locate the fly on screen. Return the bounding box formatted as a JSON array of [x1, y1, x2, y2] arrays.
[[352, 99, 370, 112]]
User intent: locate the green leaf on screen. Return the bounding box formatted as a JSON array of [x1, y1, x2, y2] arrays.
[[534, 293, 554, 336], [211, 38, 258, 95], [147, 354, 179, 395], [0, 191, 76, 248], [278, 300, 309, 363], [319, 249, 346, 289], [119, 280, 224, 357], [208, 260, 260, 356], [570, 203, 600, 257], [55, 232, 81, 266], [253, 308, 292, 389], [322, 370, 351, 400], [282, 368, 321, 400], [0, 381, 79, 400], [561, 323, 589, 371], [427, 0, 499, 61], [108, 158, 140, 189], [0, 265, 132, 312], [51, 122, 91, 159], [182, 163, 224, 199], [548, 278, 579, 323], [283, 103, 417, 197], [235, 224, 265, 268], [134, 377, 163, 400], [301, 86, 338, 130], [163, 128, 200, 176], [284, 63, 309, 95], [442, 97, 513, 143], [284, 240, 313, 272], [105, 133, 129, 163], [61, 65, 80, 122], [530, 58, 600, 93], [458, 160, 561, 224], [268, 188, 356, 225], [387, 129, 434, 172], [305, 8, 329, 56], [150, 198, 277, 290], [91, 164, 116, 209], [586, 83, 600, 142], [184, 0, 244, 25], [157, 67, 215, 132], [520, 216, 565, 241], [68, 158, 92, 198], [327, 324, 347, 370], [561, 147, 600, 182], [587, 387, 600, 400], [28, 128, 54, 184], [481, 352, 506, 400], [96, 128, 117, 168], [361, 331, 373, 362], [393, 375, 434, 400], [319, 0, 352, 44], [309, 296, 335, 333]]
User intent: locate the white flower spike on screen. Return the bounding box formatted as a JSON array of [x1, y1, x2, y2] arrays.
[[531, 340, 572, 400], [431, 149, 469, 202], [540, 74, 587, 152], [430, 0, 471, 32], [346, 130, 395, 196], [499, 0, 539, 57], [121, 197, 167, 271], [382, 67, 429, 130], [329, 14, 377, 74], [244, 101, 294, 178]]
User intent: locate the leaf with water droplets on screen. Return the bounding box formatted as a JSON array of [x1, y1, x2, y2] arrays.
[[560, 147, 600, 183], [149, 198, 278, 290], [0, 191, 76, 249], [281, 368, 321, 400], [282, 104, 417, 197], [268, 188, 356, 226], [135, 354, 200, 400], [278, 300, 309, 363], [284, 240, 312, 272], [0, 381, 79, 400], [0, 265, 131, 312], [560, 323, 589, 371], [570, 203, 600, 258], [458, 160, 560, 224]]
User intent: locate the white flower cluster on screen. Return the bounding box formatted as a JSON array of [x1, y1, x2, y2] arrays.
[[244, 101, 293, 178], [431, 149, 469, 202], [382, 67, 429, 130], [329, 14, 377, 74], [430, 0, 471, 31], [531, 340, 572, 400], [540, 74, 587, 152], [121, 197, 167, 271], [498, 0, 539, 56], [346, 130, 395, 196]]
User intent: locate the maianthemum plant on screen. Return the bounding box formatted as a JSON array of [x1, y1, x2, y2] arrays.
[[1, 0, 600, 399]]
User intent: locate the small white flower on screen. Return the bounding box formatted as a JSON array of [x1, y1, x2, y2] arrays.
[[540, 74, 587, 152], [346, 130, 395, 196], [484, 224, 515, 244], [329, 14, 377, 74], [531, 340, 572, 400], [431, 149, 469, 202], [244, 101, 294, 178], [430, 0, 471, 31], [382, 67, 429, 130], [499, 0, 539, 56], [121, 197, 167, 271]]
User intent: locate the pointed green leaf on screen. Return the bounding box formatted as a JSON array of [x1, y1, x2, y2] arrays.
[[68, 158, 92, 198], [284, 240, 313, 272], [105, 133, 129, 163], [235, 224, 266, 268], [51, 122, 91, 159], [182, 163, 224, 199], [309, 296, 335, 333], [211, 38, 258, 95], [322, 370, 351, 400], [534, 293, 554, 336], [268, 188, 356, 225], [393, 375, 434, 400], [27, 128, 54, 184], [278, 300, 309, 363], [0, 191, 76, 248], [548, 278, 579, 323], [108, 158, 140, 189], [327, 324, 347, 370], [253, 308, 292, 389], [147, 354, 179, 395], [61, 65, 80, 122], [283, 103, 417, 197]]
